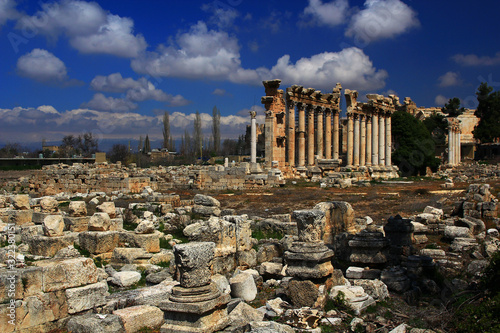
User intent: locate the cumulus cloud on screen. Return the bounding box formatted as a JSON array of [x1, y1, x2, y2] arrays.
[[17, 49, 70, 83], [438, 71, 462, 87], [452, 52, 500, 66], [0, 0, 21, 26], [132, 21, 241, 80], [81, 93, 138, 112], [264, 47, 388, 91], [201, 2, 239, 29], [236, 105, 266, 117], [17, 0, 146, 57], [345, 0, 419, 43], [90, 73, 190, 106], [302, 0, 349, 27], [435, 95, 448, 105]]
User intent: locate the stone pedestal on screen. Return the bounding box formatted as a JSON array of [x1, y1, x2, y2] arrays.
[[348, 228, 389, 267], [384, 215, 414, 264], [160, 242, 230, 333], [285, 210, 333, 280]]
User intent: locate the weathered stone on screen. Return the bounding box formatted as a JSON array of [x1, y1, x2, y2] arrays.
[[285, 279, 320, 307], [11, 194, 30, 210], [212, 274, 231, 294], [112, 247, 149, 265], [40, 197, 59, 213], [66, 313, 124, 333], [259, 262, 284, 278], [68, 201, 87, 217], [119, 231, 161, 253], [228, 302, 265, 328], [314, 201, 356, 244], [65, 281, 109, 314], [64, 216, 90, 232], [247, 321, 295, 333], [174, 242, 215, 288], [42, 214, 65, 237], [444, 226, 472, 239], [54, 245, 81, 258], [79, 231, 119, 255], [330, 285, 376, 315], [350, 279, 389, 300], [230, 272, 257, 302], [89, 212, 112, 231], [28, 234, 75, 257], [423, 206, 443, 218], [194, 194, 221, 207], [33, 257, 99, 292], [257, 243, 282, 263], [193, 204, 221, 217], [292, 209, 325, 243], [114, 305, 164, 333], [110, 271, 141, 287], [135, 219, 155, 234], [97, 202, 116, 218], [2, 209, 33, 225]]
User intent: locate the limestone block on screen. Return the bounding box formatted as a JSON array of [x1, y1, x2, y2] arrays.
[[89, 212, 112, 231], [68, 201, 87, 217], [247, 321, 295, 333], [97, 202, 116, 218], [79, 231, 119, 255], [33, 257, 98, 292], [350, 279, 389, 300], [238, 249, 257, 268], [40, 197, 59, 213], [444, 226, 472, 239], [64, 216, 89, 232], [266, 297, 290, 316], [32, 211, 53, 224], [212, 274, 231, 294], [11, 194, 30, 210], [228, 302, 265, 328], [314, 201, 356, 243], [423, 206, 444, 218], [113, 305, 164, 333], [257, 243, 282, 264], [174, 241, 215, 288], [65, 280, 109, 314], [66, 313, 124, 333], [193, 204, 221, 216], [230, 272, 257, 302], [285, 280, 321, 308], [119, 231, 160, 253], [28, 234, 76, 257], [112, 247, 148, 265], [259, 262, 284, 278], [42, 215, 65, 237], [4, 209, 33, 225], [135, 219, 155, 234], [194, 193, 220, 207], [110, 271, 141, 287]]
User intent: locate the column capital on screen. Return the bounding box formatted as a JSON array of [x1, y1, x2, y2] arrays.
[[365, 114, 372, 121], [296, 102, 306, 111], [324, 107, 332, 114], [315, 105, 325, 113], [347, 112, 355, 120], [250, 110, 257, 119]]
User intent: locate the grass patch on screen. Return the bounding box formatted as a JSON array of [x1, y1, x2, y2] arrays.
[[156, 260, 170, 268], [123, 220, 138, 231], [159, 237, 171, 250], [325, 291, 352, 314], [73, 243, 90, 257], [251, 228, 284, 241], [58, 201, 70, 207], [93, 256, 108, 268]]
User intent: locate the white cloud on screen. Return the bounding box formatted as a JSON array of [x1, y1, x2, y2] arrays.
[[264, 47, 388, 91], [452, 52, 500, 66], [132, 21, 241, 80], [302, 0, 349, 27], [438, 71, 462, 87], [435, 95, 448, 106], [0, 0, 21, 26], [17, 0, 146, 58], [212, 88, 228, 96], [17, 49, 69, 83], [81, 93, 138, 112], [90, 73, 190, 107], [345, 0, 419, 43], [236, 105, 266, 117], [201, 2, 239, 29]]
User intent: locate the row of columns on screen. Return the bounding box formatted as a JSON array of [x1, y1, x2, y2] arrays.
[[292, 103, 341, 167], [346, 112, 392, 167], [448, 124, 461, 165]]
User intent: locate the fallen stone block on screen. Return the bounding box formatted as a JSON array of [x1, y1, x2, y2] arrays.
[[66, 313, 124, 333], [42, 215, 65, 237], [110, 271, 141, 287], [230, 272, 257, 302], [119, 231, 160, 253], [113, 305, 163, 333], [28, 234, 76, 257], [66, 280, 109, 314], [79, 231, 120, 255], [64, 216, 90, 232], [68, 201, 87, 217], [89, 212, 112, 231]]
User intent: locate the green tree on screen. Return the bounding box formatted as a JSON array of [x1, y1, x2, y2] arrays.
[[143, 135, 151, 153], [138, 135, 143, 153], [108, 144, 130, 164], [392, 111, 440, 176], [473, 83, 500, 143], [423, 112, 448, 145], [162, 111, 172, 150], [442, 97, 465, 117], [212, 106, 221, 154], [193, 111, 203, 159]]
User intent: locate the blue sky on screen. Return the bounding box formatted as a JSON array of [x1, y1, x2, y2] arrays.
[[1, 0, 500, 148]]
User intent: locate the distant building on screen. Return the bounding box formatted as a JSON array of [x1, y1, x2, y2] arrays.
[[42, 145, 59, 153], [149, 148, 171, 161]]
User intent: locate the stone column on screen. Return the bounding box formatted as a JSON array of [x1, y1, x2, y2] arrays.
[[366, 115, 372, 166], [250, 111, 257, 164], [298, 103, 306, 167], [333, 111, 340, 160], [385, 113, 392, 166], [457, 131, 461, 164], [448, 127, 454, 165], [360, 115, 366, 166], [287, 101, 295, 167], [372, 112, 379, 166], [347, 113, 354, 167], [307, 105, 315, 166], [379, 113, 385, 166], [316, 107, 324, 159], [353, 114, 360, 166], [325, 109, 332, 159]]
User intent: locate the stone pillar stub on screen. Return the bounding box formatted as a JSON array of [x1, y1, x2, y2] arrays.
[[316, 107, 324, 159], [325, 109, 332, 159], [385, 113, 392, 166], [347, 113, 354, 167], [298, 103, 306, 167], [250, 111, 257, 164], [333, 112, 340, 160], [448, 128, 454, 165], [287, 101, 295, 167], [174, 242, 215, 288]]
